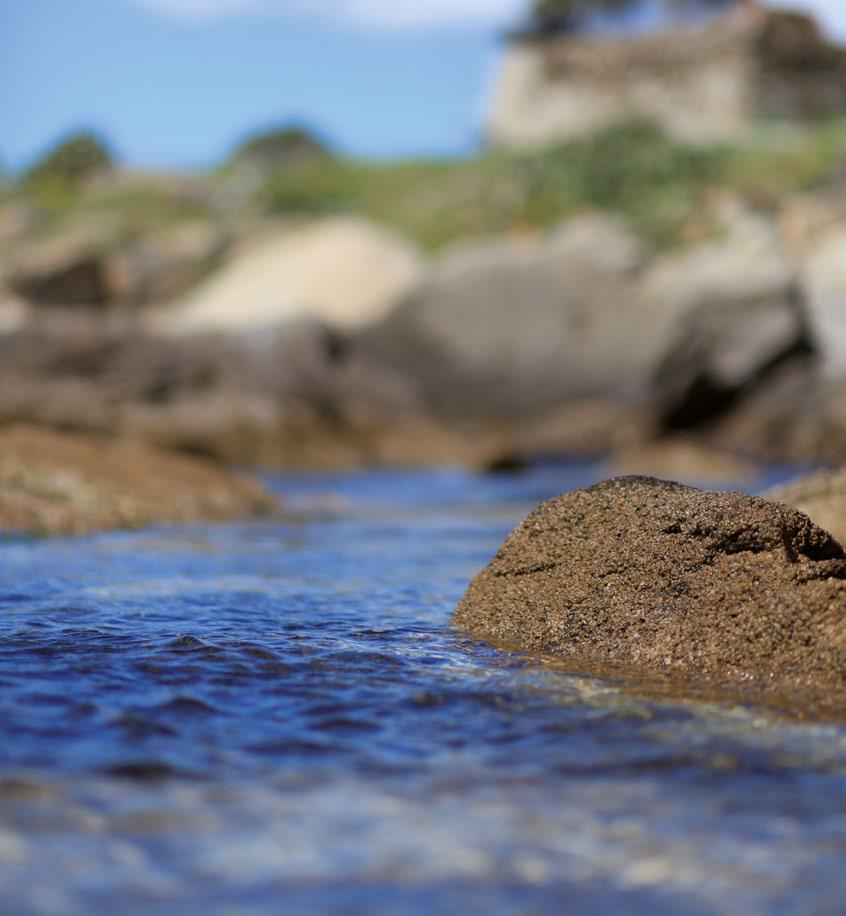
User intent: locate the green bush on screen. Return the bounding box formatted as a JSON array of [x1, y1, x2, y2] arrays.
[[24, 130, 114, 190], [230, 124, 332, 172], [561, 118, 722, 208], [256, 120, 727, 249]]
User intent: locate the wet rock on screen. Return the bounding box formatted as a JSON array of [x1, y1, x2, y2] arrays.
[[767, 468, 846, 547], [0, 425, 278, 536], [453, 476, 846, 713]]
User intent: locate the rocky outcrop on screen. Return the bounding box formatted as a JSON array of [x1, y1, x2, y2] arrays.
[[453, 476, 846, 714], [4, 222, 226, 310], [647, 211, 812, 428], [365, 211, 812, 425], [364, 215, 650, 416], [0, 314, 466, 471], [767, 468, 846, 547], [0, 425, 277, 536], [164, 216, 424, 334]]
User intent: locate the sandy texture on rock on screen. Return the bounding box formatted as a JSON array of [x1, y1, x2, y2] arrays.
[[454, 477, 846, 712], [768, 468, 846, 547], [0, 425, 277, 536]]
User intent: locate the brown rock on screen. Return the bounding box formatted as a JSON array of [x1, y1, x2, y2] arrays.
[[477, 400, 650, 472], [609, 437, 757, 483], [0, 425, 277, 536], [453, 476, 846, 714], [767, 468, 846, 547]]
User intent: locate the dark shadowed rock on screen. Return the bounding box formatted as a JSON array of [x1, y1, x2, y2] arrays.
[[0, 314, 468, 470], [454, 476, 846, 713], [646, 226, 813, 430]]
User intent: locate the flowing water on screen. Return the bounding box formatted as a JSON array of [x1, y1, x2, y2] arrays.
[[1, 465, 844, 915]]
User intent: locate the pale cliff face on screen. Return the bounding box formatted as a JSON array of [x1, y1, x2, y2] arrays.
[[487, 43, 618, 149], [486, 32, 753, 149]]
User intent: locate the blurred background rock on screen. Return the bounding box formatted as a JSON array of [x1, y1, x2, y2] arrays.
[[3, 0, 846, 480]]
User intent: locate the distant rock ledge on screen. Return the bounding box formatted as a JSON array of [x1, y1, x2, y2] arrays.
[[0, 425, 278, 536], [453, 476, 846, 716]]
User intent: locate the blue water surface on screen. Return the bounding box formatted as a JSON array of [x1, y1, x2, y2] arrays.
[[0, 464, 844, 915]]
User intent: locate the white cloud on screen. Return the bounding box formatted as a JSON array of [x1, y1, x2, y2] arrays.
[[121, 0, 846, 37]]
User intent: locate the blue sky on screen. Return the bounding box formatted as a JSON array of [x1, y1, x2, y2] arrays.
[[2, 0, 845, 171]]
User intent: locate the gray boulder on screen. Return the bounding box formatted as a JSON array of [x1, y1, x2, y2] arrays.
[[646, 221, 813, 427], [365, 211, 811, 426], [364, 214, 649, 417]]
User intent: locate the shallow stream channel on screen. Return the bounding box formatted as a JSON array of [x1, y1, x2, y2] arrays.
[[1, 465, 844, 914]]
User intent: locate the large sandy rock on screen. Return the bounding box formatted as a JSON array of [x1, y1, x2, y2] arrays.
[[165, 216, 424, 334], [767, 468, 846, 547], [0, 425, 277, 536], [454, 476, 846, 714]]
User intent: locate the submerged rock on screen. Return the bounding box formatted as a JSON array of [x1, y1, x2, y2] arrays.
[[768, 468, 846, 547], [453, 476, 846, 713], [0, 425, 277, 536]]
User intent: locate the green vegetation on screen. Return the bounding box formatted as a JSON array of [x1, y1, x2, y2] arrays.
[[10, 117, 846, 253], [229, 123, 333, 172], [261, 117, 846, 250], [24, 131, 114, 192]]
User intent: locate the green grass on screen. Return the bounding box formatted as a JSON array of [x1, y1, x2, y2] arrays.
[[13, 117, 846, 253], [260, 117, 846, 250]]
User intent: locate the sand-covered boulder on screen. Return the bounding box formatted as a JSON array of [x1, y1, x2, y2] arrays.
[[164, 216, 424, 334], [768, 468, 846, 547], [0, 425, 277, 536], [454, 476, 846, 712]]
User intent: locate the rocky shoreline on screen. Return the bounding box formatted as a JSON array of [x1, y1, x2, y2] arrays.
[[454, 476, 846, 717], [0, 425, 278, 536], [3, 196, 846, 474]]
